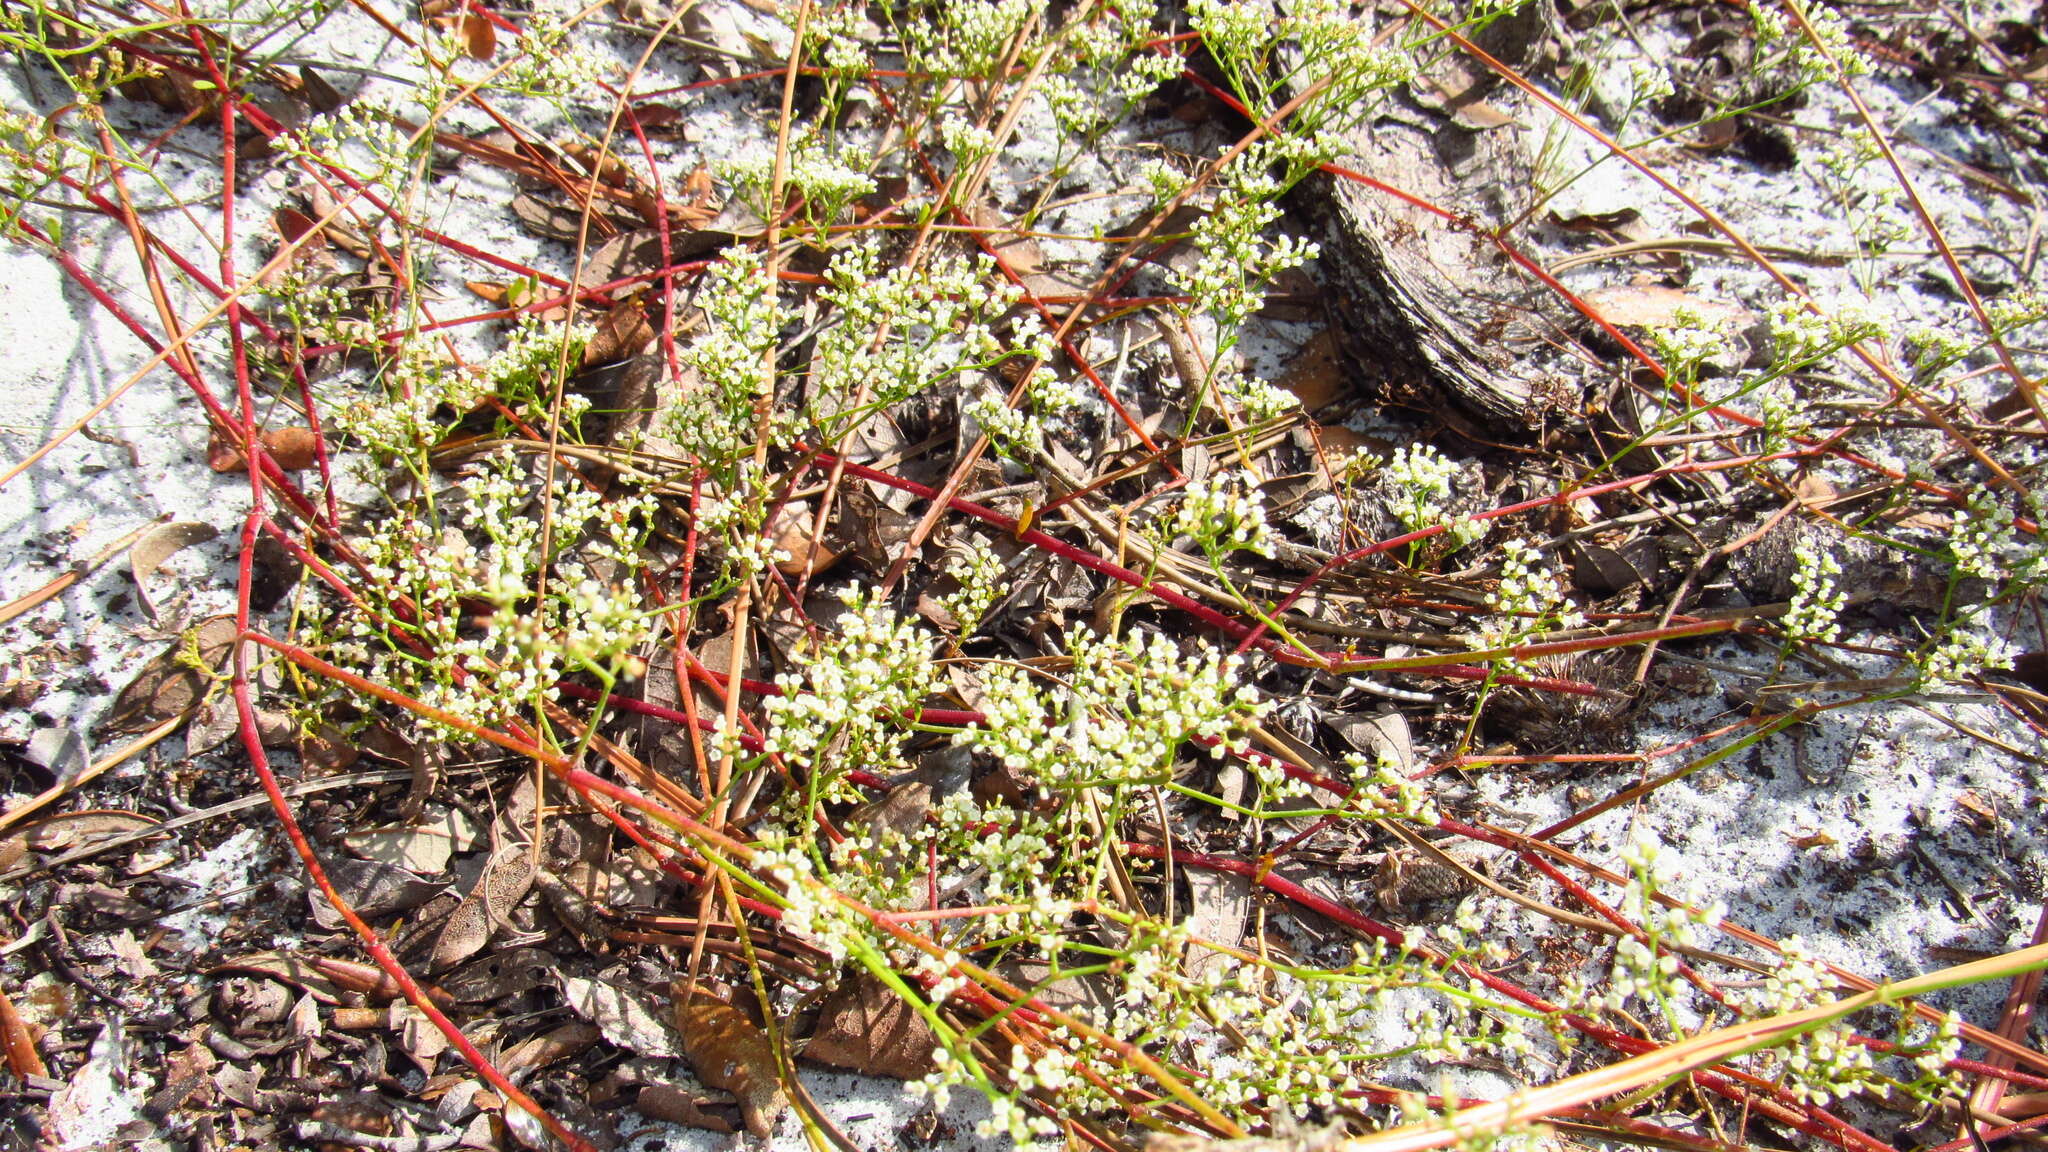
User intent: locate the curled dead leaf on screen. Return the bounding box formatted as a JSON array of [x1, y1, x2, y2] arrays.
[[273, 207, 325, 249], [206, 426, 321, 473], [674, 991, 786, 1138], [0, 983, 46, 1080], [98, 615, 242, 736], [129, 520, 219, 624], [1580, 283, 1747, 332], [582, 303, 654, 367], [461, 11, 496, 59], [801, 973, 936, 1080]]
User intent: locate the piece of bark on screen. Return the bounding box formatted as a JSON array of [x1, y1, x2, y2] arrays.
[[1281, 2, 1580, 433]]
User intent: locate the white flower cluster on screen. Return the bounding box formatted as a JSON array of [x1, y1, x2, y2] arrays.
[[1055, 0, 1181, 108], [691, 463, 792, 578], [719, 139, 876, 230], [1905, 323, 1976, 380], [1738, 939, 1880, 1104], [934, 537, 1008, 636], [334, 338, 463, 459], [274, 275, 376, 349], [1189, 949, 1534, 1118], [1137, 158, 1186, 208], [1767, 298, 1889, 369], [1986, 288, 2048, 335], [1896, 1011, 1964, 1094], [1168, 470, 1275, 558], [1735, 938, 1965, 1106], [330, 452, 654, 733], [1814, 130, 1909, 254], [1755, 381, 1814, 453], [281, 96, 414, 195], [665, 250, 786, 466], [1344, 750, 1440, 824], [1950, 487, 2026, 583], [750, 841, 871, 963], [957, 628, 1270, 794], [505, 13, 616, 97], [977, 1090, 1058, 1142], [1210, 363, 1300, 423], [338, 319, 591, 464], [762, 588, 941, 799], [1191, 0, 1413, 173], [1381, 444, 1481, 549], [1481, 539, 1584, 634], [964, 369, 1085, 460], [1782, 542, 1846, 644], [1914, 611, 2018, 685], [1602, 839, 1724, 1015], [903, 0, 1036, 79], [1169, 197, 1319, 335], [1650, 305, 1742, 383], [814, 241, 1040, 432], [937, 112, 999, 164], [1750, 0, 1868, 85], [1626, 60, 1675, 105], [799, 2, 876, 76], [488, 314, 594, 422], [930, 793, 1071, 948]]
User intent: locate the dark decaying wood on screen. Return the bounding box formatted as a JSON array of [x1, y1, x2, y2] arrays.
[[1282, 1, 1590, 433]]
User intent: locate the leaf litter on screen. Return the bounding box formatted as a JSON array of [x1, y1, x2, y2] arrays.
[[0, 0, 2045, 1149]]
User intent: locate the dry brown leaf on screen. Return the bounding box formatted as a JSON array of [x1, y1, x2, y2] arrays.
[[801, 972, 937, 1080], [10, 809, 158, 858], [559, 973, 684, 1058], [98, 615, 240, 736], [1182, 869, 1251, 984], [508, 192, 593, 243], [209, 951, 350, 1005], [1277, 330, 1345, 412], [273, 206, 326, 250], [297, 723, 358, 772], [499, 1020, 601, 1076], [1328, 710, 1413, 772], [674, 164, 720, 230], [296, 65, 345, 112], [140, 1038, 216, 1119], [1954, 790, 1999, 832], [308, 857, 444, 931], [1570, 542, 1658, 594], [461, 11, 496, 59], [1580, 283, 1746, 331], [1309, 424, 1389, 471], [439, 946, 558, 1004], [308, 956, 455, 1008], [345, 806, 476, 874], [129, 520, 218, 624], [582, 302, 654, 367], [1418, 78, 1517, 130], [769, 501, 841, 579], [0, 982, 46, 1081], [675, 992, 787, 1138], [636, 1084, 737, 1133], [185, 698, 293, 757], [263, 427, 321, 470], [205, 426, 320, 473]]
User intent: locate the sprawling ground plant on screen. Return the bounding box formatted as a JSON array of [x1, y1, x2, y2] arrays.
[[4, 0, 2048, 1149]]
